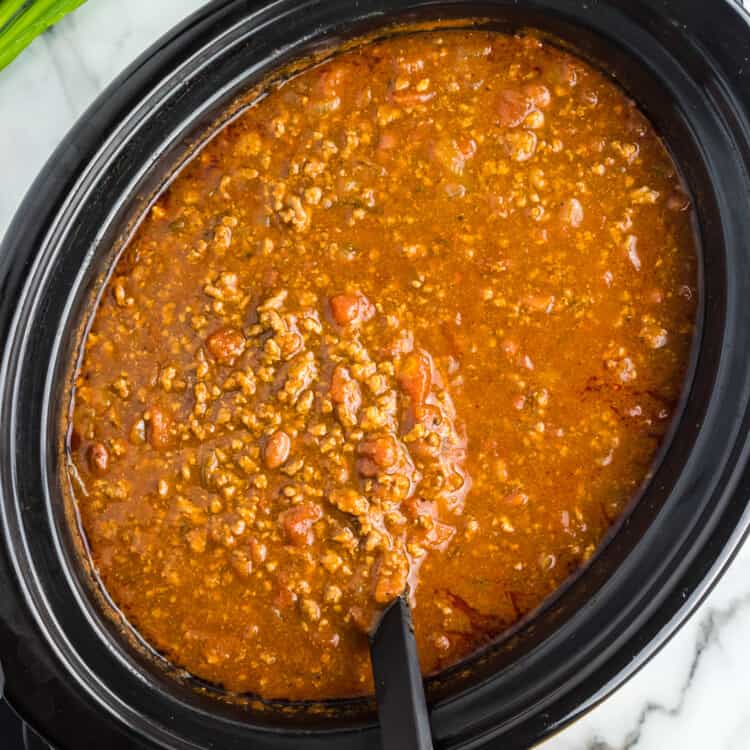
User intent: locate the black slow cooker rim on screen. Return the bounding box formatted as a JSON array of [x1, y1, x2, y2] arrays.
[[2, 1, 750, 749]]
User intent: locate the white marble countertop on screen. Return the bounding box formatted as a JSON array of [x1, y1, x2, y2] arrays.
[[1, 2, 749, 748]]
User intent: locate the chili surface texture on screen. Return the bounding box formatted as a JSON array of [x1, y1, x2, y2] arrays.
[[65, 30, 698, 700]]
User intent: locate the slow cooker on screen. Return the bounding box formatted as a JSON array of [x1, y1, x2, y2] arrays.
[[2, 1, 750, 748]]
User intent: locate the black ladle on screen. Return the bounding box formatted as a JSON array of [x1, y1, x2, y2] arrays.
[[369, 596, 434, 750]]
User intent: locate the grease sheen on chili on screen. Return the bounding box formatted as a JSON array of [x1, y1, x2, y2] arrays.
[[66, 30, 698, 701]]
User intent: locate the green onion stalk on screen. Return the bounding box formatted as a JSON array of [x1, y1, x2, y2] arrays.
[[0, 0, 87, 72]]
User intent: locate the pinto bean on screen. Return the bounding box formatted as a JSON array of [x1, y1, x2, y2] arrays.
[[548, 59, 578, 88], [280, 502, 322, 546], [329, 292, 375, 326], [265, 430, 291, 469], [495, 89, 532, 128], [397, 349, 432, 410], [206, 327, 246, 365], [316, 60, 356, 98], [147, 407, 171, 450], [87, 442, 109, 476], [357, 434, 400, 476], [523, 83, 551, 109], [559, 198, 584, 228]]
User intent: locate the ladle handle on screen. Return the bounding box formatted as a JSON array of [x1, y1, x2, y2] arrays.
[[369, 596, 433, 750]]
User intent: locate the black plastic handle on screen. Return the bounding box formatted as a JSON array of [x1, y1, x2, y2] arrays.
[[369, 597, 433, 750]]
